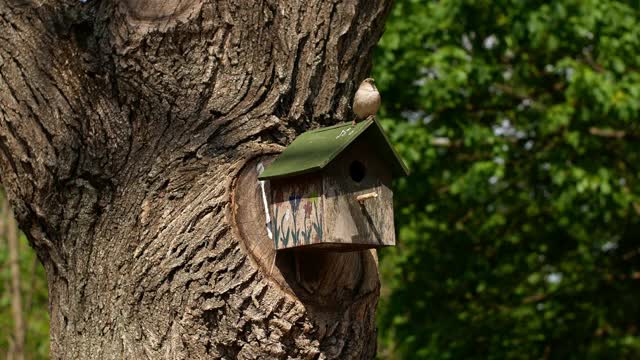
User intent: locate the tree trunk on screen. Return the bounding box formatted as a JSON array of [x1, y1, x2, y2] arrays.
[[5, 200, 25, 360], [0, 0, 392, 358]]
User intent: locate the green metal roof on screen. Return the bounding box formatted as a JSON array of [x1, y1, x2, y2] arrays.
[[258, 118, 409, 180]]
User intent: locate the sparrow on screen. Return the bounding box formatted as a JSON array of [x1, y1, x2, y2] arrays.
[[352, 78, 381, 125]]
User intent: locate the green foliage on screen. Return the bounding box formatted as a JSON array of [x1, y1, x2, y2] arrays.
[[374, 0, 640, 358]]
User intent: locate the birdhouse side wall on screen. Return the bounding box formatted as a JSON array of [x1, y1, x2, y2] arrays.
[[269, 175, 324, 250], [322, 140, 396, 248]]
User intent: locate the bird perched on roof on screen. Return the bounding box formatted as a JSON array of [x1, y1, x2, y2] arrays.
[[352, 78, 381, 125]]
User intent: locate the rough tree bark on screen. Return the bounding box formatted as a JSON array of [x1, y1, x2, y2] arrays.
[[0, 0, 392, 358]]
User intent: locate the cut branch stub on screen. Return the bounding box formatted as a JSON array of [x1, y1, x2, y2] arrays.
[[232, 155, 379, 307]]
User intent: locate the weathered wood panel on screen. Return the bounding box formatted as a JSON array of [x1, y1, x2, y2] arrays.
[[322, 138, 396, 249]]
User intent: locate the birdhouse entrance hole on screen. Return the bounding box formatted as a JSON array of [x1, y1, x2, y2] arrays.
[[349, 160, 366, 183]]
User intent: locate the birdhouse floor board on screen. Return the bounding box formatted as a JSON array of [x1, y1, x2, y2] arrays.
[[275, 242, 390, 252]]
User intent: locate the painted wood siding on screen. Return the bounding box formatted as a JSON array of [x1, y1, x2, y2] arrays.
[[269, 175, 324, 249]]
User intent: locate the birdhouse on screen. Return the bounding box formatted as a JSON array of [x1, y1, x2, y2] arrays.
[[258, 118, 409, 251]]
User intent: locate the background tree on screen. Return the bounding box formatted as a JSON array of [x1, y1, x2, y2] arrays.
[[6, 199, 25, 360], [375, 0, 640, 358], [0, 0, 393, 358], [0, 192, 49, 359]]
